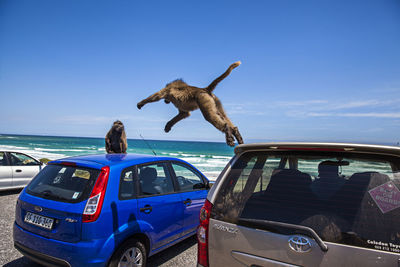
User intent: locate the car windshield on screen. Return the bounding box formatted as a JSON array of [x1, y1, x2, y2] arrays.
[[212, 151, 400, 253], [26, 164, 101, 203]]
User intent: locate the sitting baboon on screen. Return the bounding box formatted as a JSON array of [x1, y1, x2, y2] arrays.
[[137, 61, 243, 146], [105, 120, 128, 153]]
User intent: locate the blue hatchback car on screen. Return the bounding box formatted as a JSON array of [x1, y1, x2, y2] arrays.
[[13, 153, 210, 267]]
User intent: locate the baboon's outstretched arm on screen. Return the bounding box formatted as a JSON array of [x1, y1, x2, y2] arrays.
[[165, 111, 190, 133], [137, 90, 167, 109], [206, 61, 241, 93]]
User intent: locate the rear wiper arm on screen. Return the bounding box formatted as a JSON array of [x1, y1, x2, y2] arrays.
[[238, 218, 328, 252], [41, 190, 68, 201]]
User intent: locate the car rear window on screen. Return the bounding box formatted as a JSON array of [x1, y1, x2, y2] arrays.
[[211, 151, 400, 254], [26, 164, 101, 203]]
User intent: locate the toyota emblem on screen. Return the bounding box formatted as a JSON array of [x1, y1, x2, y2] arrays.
[[288, 235, 311, 253]]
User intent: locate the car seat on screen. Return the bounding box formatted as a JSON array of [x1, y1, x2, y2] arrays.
[[140, 167, 163, 195], [312, 161, 345, 201], [329, 172, 373, 224], [265, 168, 313, 204], [259, 169, 315, 223]]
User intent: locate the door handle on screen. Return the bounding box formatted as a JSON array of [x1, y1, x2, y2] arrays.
[[183, 199, 192, 206], [140, 205, 152, 213], [15, 169, 22, 173]]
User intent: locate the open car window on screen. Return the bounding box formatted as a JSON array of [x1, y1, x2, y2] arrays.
[[10, 152, 40, 166], [137, 162, 174, 196], [171, 162, 206, 191]]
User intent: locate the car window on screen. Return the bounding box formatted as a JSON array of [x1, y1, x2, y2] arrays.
[[171, 162, 206, 191], [10, 152, 39, 166], [119, 168, 136, 199], [138, 163, 174, 196], [26, 164, 100, 203], [0, 152, 8, 166], [212, 151, 400, 254]]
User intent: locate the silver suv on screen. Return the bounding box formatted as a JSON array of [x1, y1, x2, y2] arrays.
[[197, 143, 400, 267]]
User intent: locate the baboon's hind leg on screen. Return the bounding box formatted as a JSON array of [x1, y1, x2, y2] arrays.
[[223, 125, 235, 147], [197, 94, 235, 146], [215, 98, 243, 145], [232, 127, 243, 144]]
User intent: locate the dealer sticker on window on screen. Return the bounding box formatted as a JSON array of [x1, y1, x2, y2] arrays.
[[369, 181, 400, 214]]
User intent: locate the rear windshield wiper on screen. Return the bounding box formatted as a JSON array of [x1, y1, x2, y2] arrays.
[[40, 190, 69, 201], [238, 218, 328, 252]]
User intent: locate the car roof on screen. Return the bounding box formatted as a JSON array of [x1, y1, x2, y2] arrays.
[[49, 153, 186, 169], [234, 142, 400, 157]]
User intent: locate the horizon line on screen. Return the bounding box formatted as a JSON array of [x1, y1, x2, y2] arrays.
[[0, 132, 398, 147]]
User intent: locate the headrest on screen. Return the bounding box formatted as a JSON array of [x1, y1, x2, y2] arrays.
[[269, 169, 312, 186], [140, 167, 157, 181], [318, 161, 339, 175], [350, 172, 390, 190]]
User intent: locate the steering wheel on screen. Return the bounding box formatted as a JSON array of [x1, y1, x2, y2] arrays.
[[177, 176, 193, 187]]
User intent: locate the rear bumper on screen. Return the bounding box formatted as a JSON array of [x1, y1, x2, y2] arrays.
[[13, 222, 110, 267], [14, 241, 71, 267]]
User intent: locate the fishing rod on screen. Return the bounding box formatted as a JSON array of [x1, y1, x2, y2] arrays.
[[139, 134, 157, 156]]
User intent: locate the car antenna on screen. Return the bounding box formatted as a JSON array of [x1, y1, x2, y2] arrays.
[[139, 134, 157, 156]]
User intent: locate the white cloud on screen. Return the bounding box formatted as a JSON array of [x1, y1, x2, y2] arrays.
[[224, 103, 266, 115], [276, 100, 328, 107], [340, 112, 400, 118], [298, 112, 400, 119], [59, 114, 166, 125], [278, 99, 400, 111], [329, 99, 400, 110], [279, 96, 400, 122]]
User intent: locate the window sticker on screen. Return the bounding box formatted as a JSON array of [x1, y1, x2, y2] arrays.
[[72, 192, 80, 199], [367, 240, 400, 253], [73, 169, 90, 179], [368, 181, 400, 214]]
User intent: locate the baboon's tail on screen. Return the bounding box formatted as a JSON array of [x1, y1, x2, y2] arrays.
[[206, 61, 241, 93]]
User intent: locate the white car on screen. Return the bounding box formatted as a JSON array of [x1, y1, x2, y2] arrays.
[[0, 151, 45, 191]]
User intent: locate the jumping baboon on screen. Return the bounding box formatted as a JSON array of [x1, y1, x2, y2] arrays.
[[137, 61, 243, 147], [105, 120, 128, 153]]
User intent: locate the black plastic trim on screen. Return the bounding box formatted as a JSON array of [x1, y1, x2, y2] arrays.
[[14, 241, 71, 267]]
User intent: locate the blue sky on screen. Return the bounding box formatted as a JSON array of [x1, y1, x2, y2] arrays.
[[1, 0, 399, 144]]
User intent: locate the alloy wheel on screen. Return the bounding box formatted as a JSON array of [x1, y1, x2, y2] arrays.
[[118, 247, 143, 267]]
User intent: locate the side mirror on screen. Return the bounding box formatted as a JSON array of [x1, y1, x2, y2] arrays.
[[193, 183, 206, 190], [205, 180, 214, 190]]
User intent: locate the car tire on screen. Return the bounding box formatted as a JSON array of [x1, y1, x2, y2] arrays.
[[109, 238, 147, 267]]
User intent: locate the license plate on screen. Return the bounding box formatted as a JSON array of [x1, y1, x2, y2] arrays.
[[24, 212, 54, 230]]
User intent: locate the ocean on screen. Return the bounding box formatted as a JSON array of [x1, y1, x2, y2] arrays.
[[0, 134, 234, 180]]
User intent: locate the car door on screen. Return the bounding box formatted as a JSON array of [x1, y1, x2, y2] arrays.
[[0, 152, 13, 188], [9, 152, 42, 187], [136, 162, 184, 251], [169, 162, 208, 237]]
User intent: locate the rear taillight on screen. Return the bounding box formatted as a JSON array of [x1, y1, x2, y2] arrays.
[[197, 199, 213, 267], [82, 166, 110, 223]]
